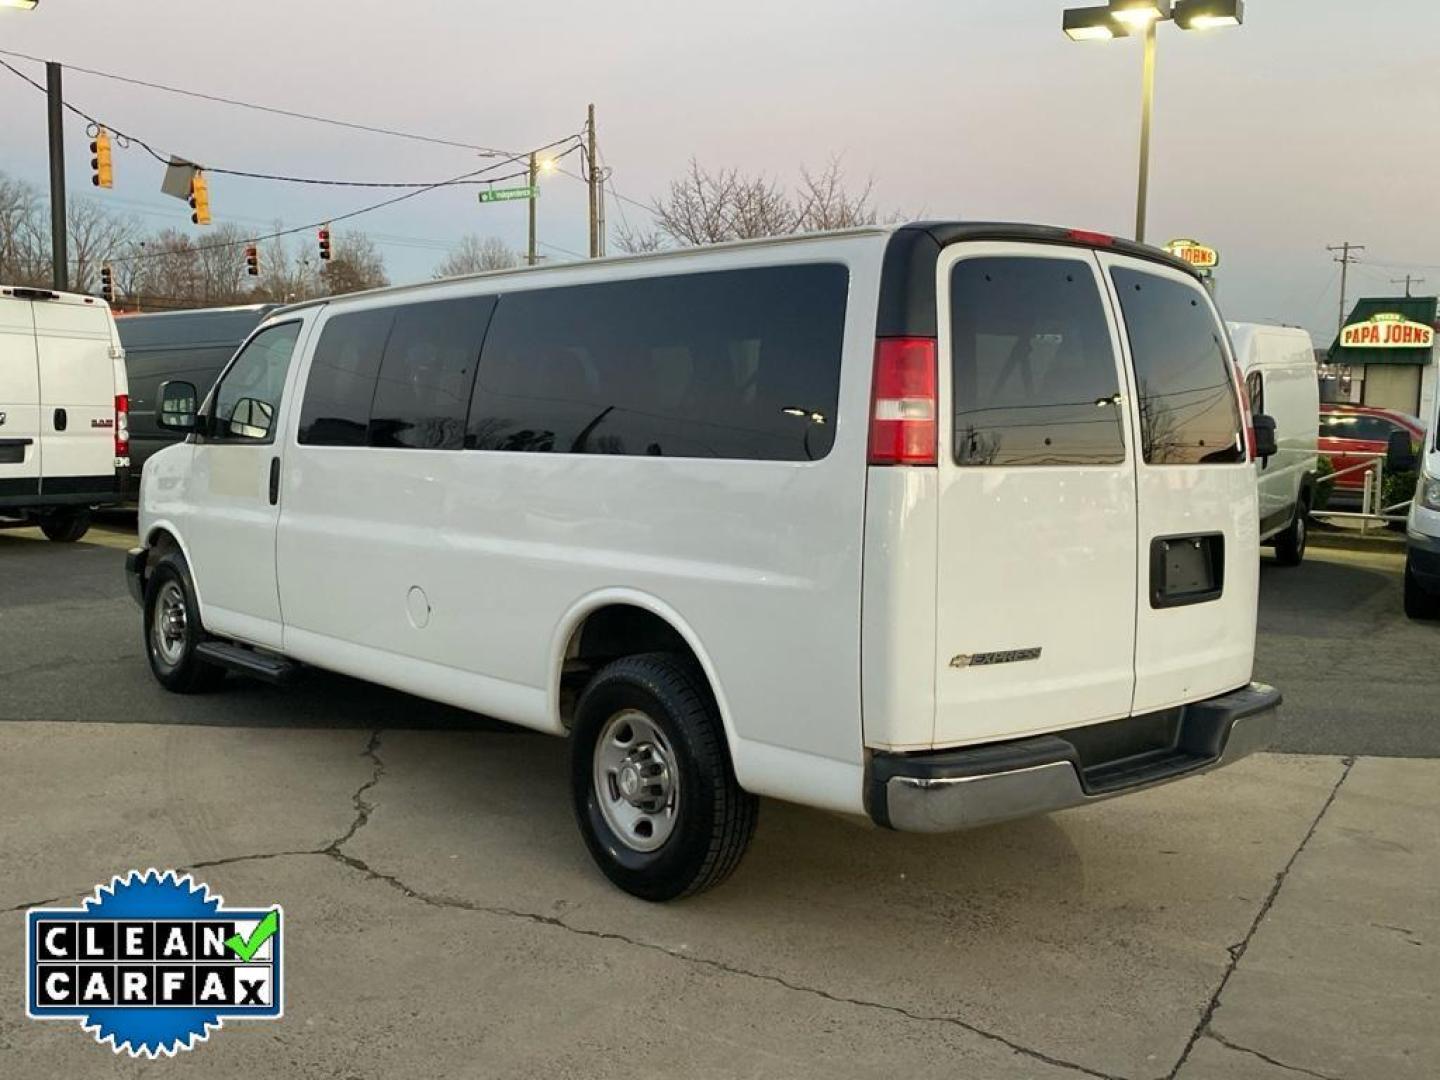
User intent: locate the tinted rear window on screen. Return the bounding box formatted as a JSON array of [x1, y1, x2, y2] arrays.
[[1110, 268, 1244, 465], [465, 264, 848, 461], [950, 256, 1125, 466]]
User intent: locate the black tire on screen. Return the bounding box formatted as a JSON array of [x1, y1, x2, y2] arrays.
[[39, 509, 91, 543], [571, 653, 758, 901], [1272, 497, 1309, 567], [1404, 557, 1440, 620], [142, 551, 226, 693]]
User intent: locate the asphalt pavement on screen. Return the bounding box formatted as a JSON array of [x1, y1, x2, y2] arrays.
[[0, 519, 1435, 1080]]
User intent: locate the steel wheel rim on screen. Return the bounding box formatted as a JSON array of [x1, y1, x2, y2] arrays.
[[152, 580, 188, 668], [593, 709, 679, 853]]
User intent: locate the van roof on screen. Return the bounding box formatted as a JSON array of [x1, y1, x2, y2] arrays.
[[266, 220, 1197, 323], [115, 304, 278, 350], [0, 285, 114, 310]]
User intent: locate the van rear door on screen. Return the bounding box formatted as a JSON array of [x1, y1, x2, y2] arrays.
[[1098, 253, 1257, 713], [33, 299, 118, 488], [0, 295, 42, 502], [932, 242, 1138, 746]]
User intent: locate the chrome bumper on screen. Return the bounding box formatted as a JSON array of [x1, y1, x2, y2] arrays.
[[869, 682, 1281, 833]]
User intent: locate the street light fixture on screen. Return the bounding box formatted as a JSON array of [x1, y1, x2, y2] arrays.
[[1063, 7, 1130, 41], [1062, 0, 1244, 243], [0, 0, 41, 10]]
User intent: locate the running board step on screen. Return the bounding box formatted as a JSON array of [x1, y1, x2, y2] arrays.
[[195, 641, 299, 684]]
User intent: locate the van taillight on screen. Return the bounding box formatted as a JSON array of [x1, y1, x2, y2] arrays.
[[869, 337, 937, 466], [114, 394, 130, 460]]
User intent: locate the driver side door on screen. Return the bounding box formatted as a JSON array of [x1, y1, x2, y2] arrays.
[[185, 319, 307, 649]]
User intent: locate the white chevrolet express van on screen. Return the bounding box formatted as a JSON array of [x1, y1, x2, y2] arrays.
[[1, 286, 129, 541], [1229, 323, 1320, 565], [127, 223, 1282, 900]]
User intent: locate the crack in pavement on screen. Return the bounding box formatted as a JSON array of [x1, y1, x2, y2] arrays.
[[1205, 1031, 1344, 1080], [1165, 757, 1356, 1080]]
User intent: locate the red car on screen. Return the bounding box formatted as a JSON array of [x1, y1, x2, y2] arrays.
[[1318, 404, 1426, 497]]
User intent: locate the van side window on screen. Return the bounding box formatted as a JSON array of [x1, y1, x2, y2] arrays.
[[298, 309, 394, 446], [1110, 269, 1245, 465], [208, 322, 302, 444], [368, 296, 496, 450], [949, 257, 1125, 466], [466, 264, 848, 461], [1246, 371, 1264, 416]]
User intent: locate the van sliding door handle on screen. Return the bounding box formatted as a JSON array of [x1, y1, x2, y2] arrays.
[[53, 407, 67, 431], [268, 457, 280, 506]]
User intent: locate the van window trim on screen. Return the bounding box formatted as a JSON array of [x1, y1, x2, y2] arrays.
[[197, 317, 306, 447]]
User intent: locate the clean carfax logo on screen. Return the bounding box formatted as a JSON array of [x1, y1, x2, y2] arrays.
[[26, 869, 283, 1057]]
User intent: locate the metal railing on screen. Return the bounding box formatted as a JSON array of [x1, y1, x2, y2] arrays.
[[1309, 452, 1412, 534]]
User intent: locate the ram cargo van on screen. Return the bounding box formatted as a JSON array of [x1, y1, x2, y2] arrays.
[[1, 286, 128, 541], [127, 223, 1282, 900]]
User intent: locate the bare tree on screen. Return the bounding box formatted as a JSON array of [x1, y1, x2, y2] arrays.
[[612, 222, 667, 254], [66, 197, 140, 295], [0, 174, 47, 285], [434, 234, 519, 277], [794, 156, 878, 232], [639, 156, 882, 250], [318, 231, 388, 297]]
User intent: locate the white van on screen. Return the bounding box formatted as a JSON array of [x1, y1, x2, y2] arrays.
[[1404, 396, 1440, 619], [127, 223, 1282, 900], [0, 286, 129, 541], [1228, 323, 1320, 565]]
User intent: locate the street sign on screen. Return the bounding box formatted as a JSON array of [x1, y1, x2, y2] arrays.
[[478, 186, 538, 204], [1164, 238, 1220, 270]]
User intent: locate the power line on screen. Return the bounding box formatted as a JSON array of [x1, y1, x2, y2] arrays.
[[1326, 241, 1365, 335], [105, 141, 583, 264], [0, 56, 584, 190], [0, 46, 510, 156]]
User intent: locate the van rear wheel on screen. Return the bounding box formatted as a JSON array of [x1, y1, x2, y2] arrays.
[[39, 509, 91, 543], [143, 552, 226, 693], [1273, 498, 1308, 567], [571, 653, 758, 901]]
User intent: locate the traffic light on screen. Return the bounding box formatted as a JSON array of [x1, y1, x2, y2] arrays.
[[245, 244, 259, 276], [89, 128, 113, 189], [317, 227, 331, 260], [99, 263, 114, 303], [188, 171, 211, 225]]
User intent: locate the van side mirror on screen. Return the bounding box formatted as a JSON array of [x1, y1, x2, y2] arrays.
[[1253, 414, 1278, 460], [1387, 429, 1417, 473], [156, 380, 199, 433]]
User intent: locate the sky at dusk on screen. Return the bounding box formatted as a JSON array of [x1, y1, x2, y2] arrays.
[[1, 0, 1436, 345]]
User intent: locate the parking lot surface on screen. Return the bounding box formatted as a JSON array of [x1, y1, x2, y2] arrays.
[[1, 521, 1436, 1079]]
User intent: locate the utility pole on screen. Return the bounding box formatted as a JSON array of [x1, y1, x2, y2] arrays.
[[586, 104, 599, 258], [527, 152, 538, 267], [1327, 241, 1365, 334], [46, 61, 68, 291], [1391, 274, 1425, 298]]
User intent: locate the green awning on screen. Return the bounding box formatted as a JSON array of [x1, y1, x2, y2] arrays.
[[1328, 296, 1437, 365]]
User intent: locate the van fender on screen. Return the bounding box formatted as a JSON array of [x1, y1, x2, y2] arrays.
[[548, 587, 740, 756], [141, 518, 206, 615]]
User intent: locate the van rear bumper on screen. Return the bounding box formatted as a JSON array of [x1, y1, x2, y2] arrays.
[[867, 682, 1281, 832]]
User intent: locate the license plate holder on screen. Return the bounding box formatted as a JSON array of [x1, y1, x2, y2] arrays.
[[1150, 533, 1224, 608]]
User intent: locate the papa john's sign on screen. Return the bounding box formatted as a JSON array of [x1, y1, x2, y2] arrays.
[[1164, 238, 1219, 270], [1339, 312, 1435, 350]]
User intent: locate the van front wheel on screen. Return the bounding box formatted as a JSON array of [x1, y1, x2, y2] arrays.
[[1273, 498, 1308, 567], [143, 552, 226, 693], [571, 653, 758, 901]]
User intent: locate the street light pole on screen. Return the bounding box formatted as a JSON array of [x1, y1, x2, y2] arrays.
[[1134, 20, 1157, 243]]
